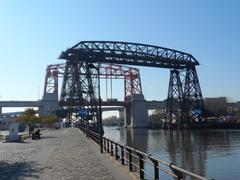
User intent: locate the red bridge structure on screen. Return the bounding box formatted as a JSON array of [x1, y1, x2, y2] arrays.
[[44, 63, 142, 101]]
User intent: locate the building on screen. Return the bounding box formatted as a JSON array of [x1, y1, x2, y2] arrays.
[[204, 97, 240, 117], [204, 97, 227, 116]]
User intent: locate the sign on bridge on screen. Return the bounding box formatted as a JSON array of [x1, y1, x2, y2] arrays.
[[78, 108, 89, 118]]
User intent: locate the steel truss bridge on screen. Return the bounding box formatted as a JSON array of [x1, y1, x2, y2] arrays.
[[54, 41, 204, 131]]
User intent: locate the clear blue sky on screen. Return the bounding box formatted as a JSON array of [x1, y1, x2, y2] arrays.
[[0, 0, 240, 103]]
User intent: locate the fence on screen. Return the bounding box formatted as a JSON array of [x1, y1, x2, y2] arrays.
[[79, 127, 209, 180]]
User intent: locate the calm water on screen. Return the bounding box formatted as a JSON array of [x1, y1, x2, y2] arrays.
[[104, 126, 240, 180]]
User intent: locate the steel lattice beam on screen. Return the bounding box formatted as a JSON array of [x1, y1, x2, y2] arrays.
[[59, 41, 199, 69]]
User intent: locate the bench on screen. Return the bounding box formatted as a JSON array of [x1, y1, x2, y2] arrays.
[[31, 129, 41, 140]]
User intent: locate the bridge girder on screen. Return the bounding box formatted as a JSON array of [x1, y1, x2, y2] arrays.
[[59, 41, 199, 69]]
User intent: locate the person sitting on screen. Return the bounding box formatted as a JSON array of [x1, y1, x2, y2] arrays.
[[29, 124, 35, 137], [31, 129, 41, 140]]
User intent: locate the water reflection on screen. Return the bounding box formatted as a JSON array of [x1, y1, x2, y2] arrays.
[[120, 128, 148, 153], [164, 130, 207, 177], [104, 127, 240, 179]]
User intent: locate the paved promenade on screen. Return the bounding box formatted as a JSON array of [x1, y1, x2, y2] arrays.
[[0, 128, 133, 180]]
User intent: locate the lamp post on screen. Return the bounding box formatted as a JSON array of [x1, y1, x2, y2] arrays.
[[87, 63, 103, 153]]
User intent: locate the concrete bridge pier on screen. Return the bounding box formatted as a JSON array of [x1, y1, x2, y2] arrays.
[[124, 94, 148, 128], [119, 109, 124, 125], [39, 93, 59, 116]]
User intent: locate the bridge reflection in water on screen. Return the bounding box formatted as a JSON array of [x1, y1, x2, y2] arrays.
[[104, 127, 240, 180]]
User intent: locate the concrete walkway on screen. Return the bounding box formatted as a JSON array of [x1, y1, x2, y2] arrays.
[[0, 128, 133, 180]]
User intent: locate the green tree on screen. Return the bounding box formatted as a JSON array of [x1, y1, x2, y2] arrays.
[[16, 108, 39, 124], [149, 109, 166, 124], [41, 115, 58, 126], [17, 108, 39, 136]]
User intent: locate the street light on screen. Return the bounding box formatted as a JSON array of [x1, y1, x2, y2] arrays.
[[87, 63, 103, 153]]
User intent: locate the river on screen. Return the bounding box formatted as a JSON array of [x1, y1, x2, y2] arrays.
[[103, 126, 240, 180]]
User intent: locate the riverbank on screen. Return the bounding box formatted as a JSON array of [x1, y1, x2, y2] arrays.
[[149, 121, 240, 129], [0, 128, 134, 180]]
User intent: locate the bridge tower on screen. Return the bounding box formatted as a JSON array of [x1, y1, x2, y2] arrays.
[[166, 69, 184, 124], [166, 67, 204, 126], [182, 66, 204, 122], [59, 60, 100, 131], [40, 65, 59, 117], [45, 62, 143, 127]]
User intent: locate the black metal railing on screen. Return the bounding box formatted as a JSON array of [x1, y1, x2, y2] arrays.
[[79, 127, 209, 180]]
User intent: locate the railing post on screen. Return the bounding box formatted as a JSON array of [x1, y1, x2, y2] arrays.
[[115, 143, 119, 160], [110, 141, 114, 156], [137, 152, 144, 179], [104, 138, 106, 151], [170, 163, 183, 180], [103, 138, 106, 151], [121, 145, 124, 165], [149, 156, 159, 180], [127, 148, 133, 171], [107, 140, 110, 153]]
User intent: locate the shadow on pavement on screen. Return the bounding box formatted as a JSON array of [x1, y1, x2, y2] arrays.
[[40, 136, 58, 139], [2, 141, 31, 144], [0, 161, 40, 180]]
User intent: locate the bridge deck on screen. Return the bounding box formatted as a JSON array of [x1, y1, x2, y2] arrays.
[[0, 101, 41, 107]]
